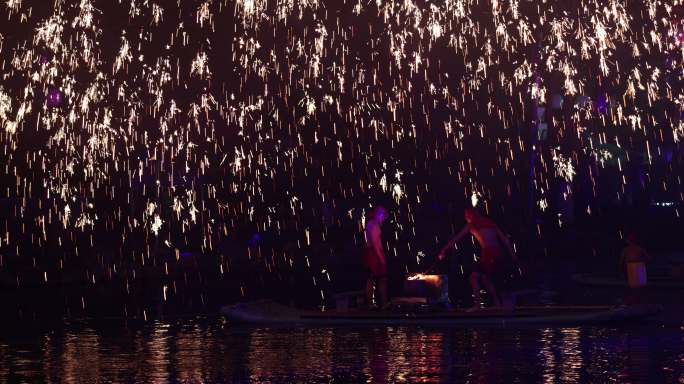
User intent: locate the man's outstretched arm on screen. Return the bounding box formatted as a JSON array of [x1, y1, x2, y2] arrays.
[[438, 226, 469, 260]]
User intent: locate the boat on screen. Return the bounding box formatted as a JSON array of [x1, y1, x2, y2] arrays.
[[572, 273, 684, 288], [221, 300, 661, 327]]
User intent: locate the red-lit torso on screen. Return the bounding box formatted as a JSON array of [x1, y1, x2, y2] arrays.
[[467, 218, 500, 250], [363, 219, 386, 276], [468, 217, 502, 274]]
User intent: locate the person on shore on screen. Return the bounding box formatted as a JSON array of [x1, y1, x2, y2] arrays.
[[438, 207, 516, 310], [363, 206, 388, 309], [620, 232, 651, 289]]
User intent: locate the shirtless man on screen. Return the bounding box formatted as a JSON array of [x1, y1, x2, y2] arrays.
[[438, 208, 516, 309], [363, 206, 388, 308]]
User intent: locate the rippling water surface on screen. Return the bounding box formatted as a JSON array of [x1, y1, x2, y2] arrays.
[[1, 315, 683, 383]]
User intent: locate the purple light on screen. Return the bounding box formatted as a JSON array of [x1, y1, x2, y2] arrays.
[[595, 94, 608, 114], [46, 87, 63, 108]]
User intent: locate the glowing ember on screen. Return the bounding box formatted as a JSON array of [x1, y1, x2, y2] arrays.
[[407, 274, 441, 285]]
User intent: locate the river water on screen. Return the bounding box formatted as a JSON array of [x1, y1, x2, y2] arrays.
[[1, 313, 683, 383]]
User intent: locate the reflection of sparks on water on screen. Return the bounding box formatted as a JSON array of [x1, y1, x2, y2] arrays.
[[0, 0, 681, 308]]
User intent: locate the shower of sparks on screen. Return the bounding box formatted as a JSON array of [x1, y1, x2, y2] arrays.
[[552, 151, 576, 182], [0, 0, 682, 311]]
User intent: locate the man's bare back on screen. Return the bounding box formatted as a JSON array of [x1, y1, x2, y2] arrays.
[[469, 227, 500, 250], [438, 214, 514, 260]]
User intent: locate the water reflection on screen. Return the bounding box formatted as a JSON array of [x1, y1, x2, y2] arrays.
[[246, 328, 335, 382], [559, 328, 583, 383], [62, 330, 102, 383], [0, 319, 682, 383], [540, 328, 558, 383]]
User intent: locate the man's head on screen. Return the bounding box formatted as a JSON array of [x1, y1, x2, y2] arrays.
[[369, 206, 388, 223]]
